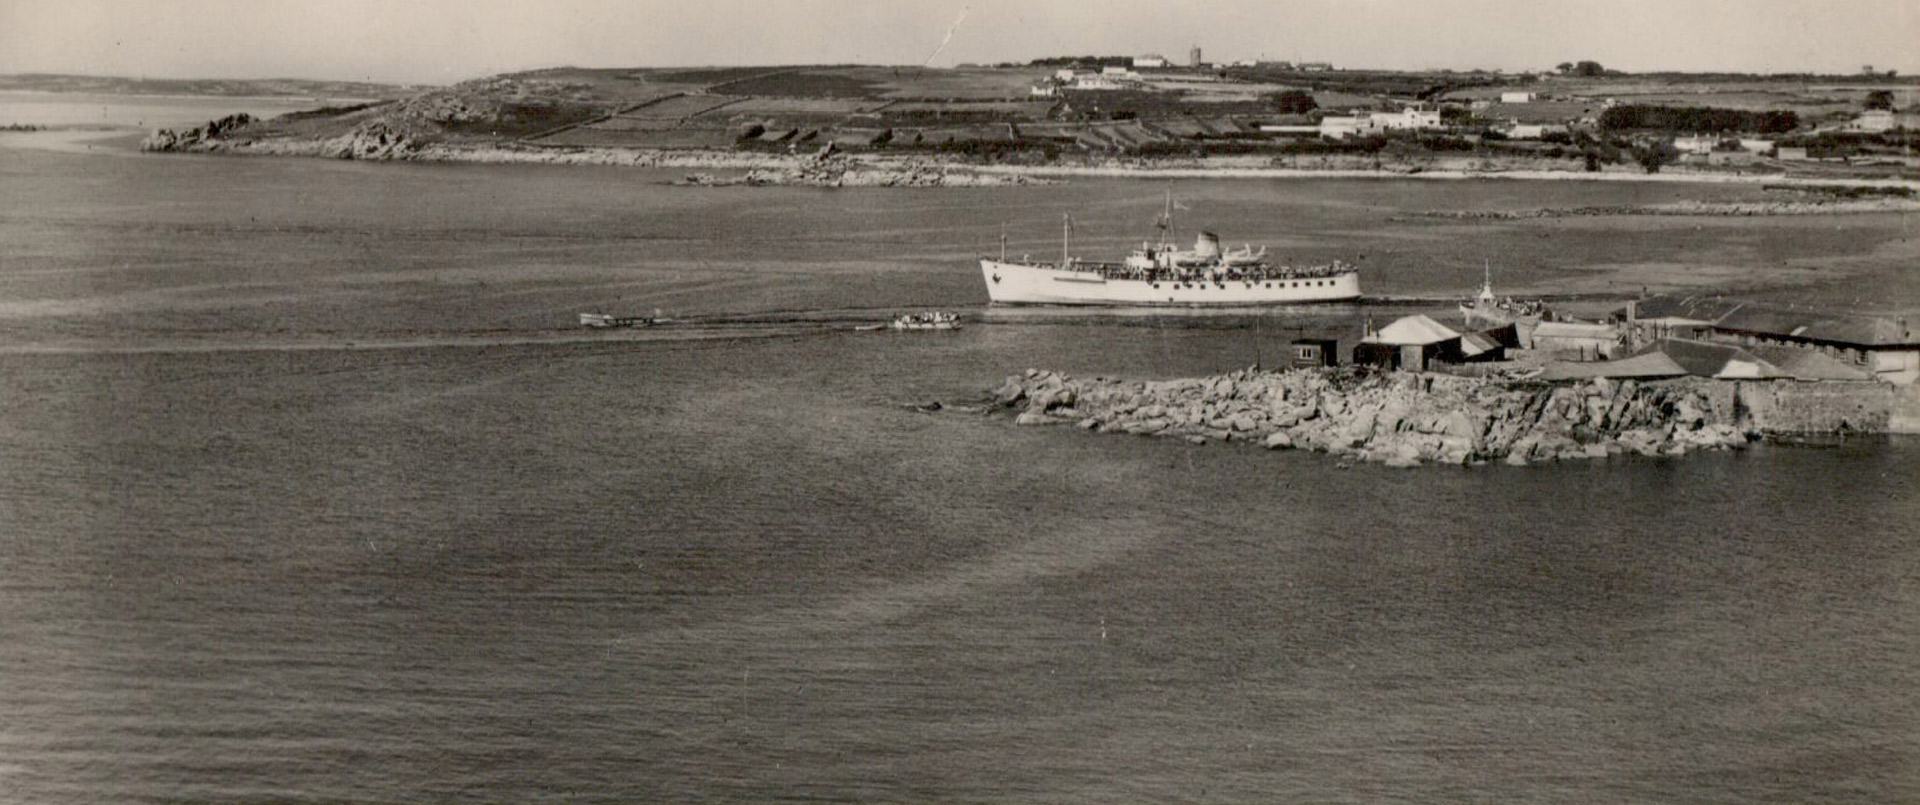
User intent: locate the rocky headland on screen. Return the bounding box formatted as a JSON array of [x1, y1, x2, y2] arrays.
[[139, 115, 1050, 185], [143, 115, 421, 160], [991, 367, 1750, 467]]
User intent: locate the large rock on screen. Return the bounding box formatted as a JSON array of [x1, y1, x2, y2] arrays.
[[1346, 404, 1381, 439], [1430, 435, 1474, 465], [1439, 409, 1482, 441], [1672, 397, 1706, 430], [1617, 428, 1664, 456], [1376, 401, 1412, 436], [142, 113, 257, 152], [1269, 404, 1307, 428], [992, 376, 1027, 406], [1015, 410, 1063, 426]]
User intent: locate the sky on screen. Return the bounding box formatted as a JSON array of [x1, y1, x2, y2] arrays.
[[3, 0, 1917, 85]]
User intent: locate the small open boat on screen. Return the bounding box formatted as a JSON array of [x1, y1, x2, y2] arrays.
[[579, 312, 656, 328], [889, 311, 962, 331]]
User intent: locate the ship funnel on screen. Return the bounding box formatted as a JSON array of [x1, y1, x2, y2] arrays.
[[1193, 231, 1221, 258]]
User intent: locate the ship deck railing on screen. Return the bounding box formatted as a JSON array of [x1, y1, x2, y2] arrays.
[[988, 258, 1357, 283]]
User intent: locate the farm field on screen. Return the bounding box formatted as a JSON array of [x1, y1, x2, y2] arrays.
[[131, 62, 1917, 182]]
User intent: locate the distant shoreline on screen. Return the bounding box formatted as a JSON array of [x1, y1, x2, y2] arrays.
[[17, 115, 1915, 194], [201, 137, 1920, 192], [0, 88, 386, 104]]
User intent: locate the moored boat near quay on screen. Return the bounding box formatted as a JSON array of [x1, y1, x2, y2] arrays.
[[1459, 262, 1553, 331]]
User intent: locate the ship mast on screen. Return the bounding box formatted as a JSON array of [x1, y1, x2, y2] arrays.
[[1160, 187, 1174, 249], [1062, 214, 1071, 266]]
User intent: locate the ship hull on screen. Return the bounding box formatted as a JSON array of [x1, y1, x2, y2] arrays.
[[1460, 306, 1538, 330], [980, 259, 1361, 306]]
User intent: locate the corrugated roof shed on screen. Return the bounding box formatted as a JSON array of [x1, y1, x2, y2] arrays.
[[1539, 351, 1688, 381], [1531, 321, 1617, 340], [1714, 305, 1913, 346], [1621, 295, 1915, 347], [1636, 339, 1785, 379], [1365, 315, 1460, 346], [1619, 295, 1746, 323], [1747, 345, 1874, 381], [1459, 331, 1503, 358]]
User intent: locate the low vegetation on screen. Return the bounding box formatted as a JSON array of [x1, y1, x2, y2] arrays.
[[1599, 105, 1800, 134], [128, 62, 1919, 179]]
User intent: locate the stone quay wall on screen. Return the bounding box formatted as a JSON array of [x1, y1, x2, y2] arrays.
[[1732, 380, 1920, 435]]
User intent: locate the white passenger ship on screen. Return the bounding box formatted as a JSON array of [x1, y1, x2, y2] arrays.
[[979, 202, 1361, 307]]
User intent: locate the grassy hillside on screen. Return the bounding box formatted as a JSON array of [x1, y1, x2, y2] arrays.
[[156, 64, 1918, 181]]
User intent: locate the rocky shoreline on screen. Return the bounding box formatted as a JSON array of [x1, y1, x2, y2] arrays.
[[143, 116, 421, 160], [672, 163, 1058, 188], [1418, 197, 1920, 218], [991, 367, 1750, 467], [135, 116, 1920, 192], [140, 118, 1051, 186]]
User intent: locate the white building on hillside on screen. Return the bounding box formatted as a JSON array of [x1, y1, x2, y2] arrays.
[[1319, 115, 1379, 138], [1500, 91, 1536, 103], [1133, 55, 1167, 68], [1319, 108, 1445, 138], [1673, 135, 1717, 155], [1368, 107, 1443, 130], [1507, 123, 1568, 139], [1850, 109, 1895, 132], [1073, 74, 1126, 90]]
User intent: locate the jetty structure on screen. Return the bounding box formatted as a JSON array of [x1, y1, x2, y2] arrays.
[[980, 195, 1360, 306]]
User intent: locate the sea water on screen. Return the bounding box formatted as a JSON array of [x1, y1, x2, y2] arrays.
[[1, 102, 1917, 803]]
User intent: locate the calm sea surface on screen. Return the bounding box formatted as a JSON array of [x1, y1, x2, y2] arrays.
[[0, 91, 350, 130], [1, 98, 1917, 803]]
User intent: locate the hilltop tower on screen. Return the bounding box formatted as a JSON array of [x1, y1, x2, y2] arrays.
[[1190, 46, 1202, 68]]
